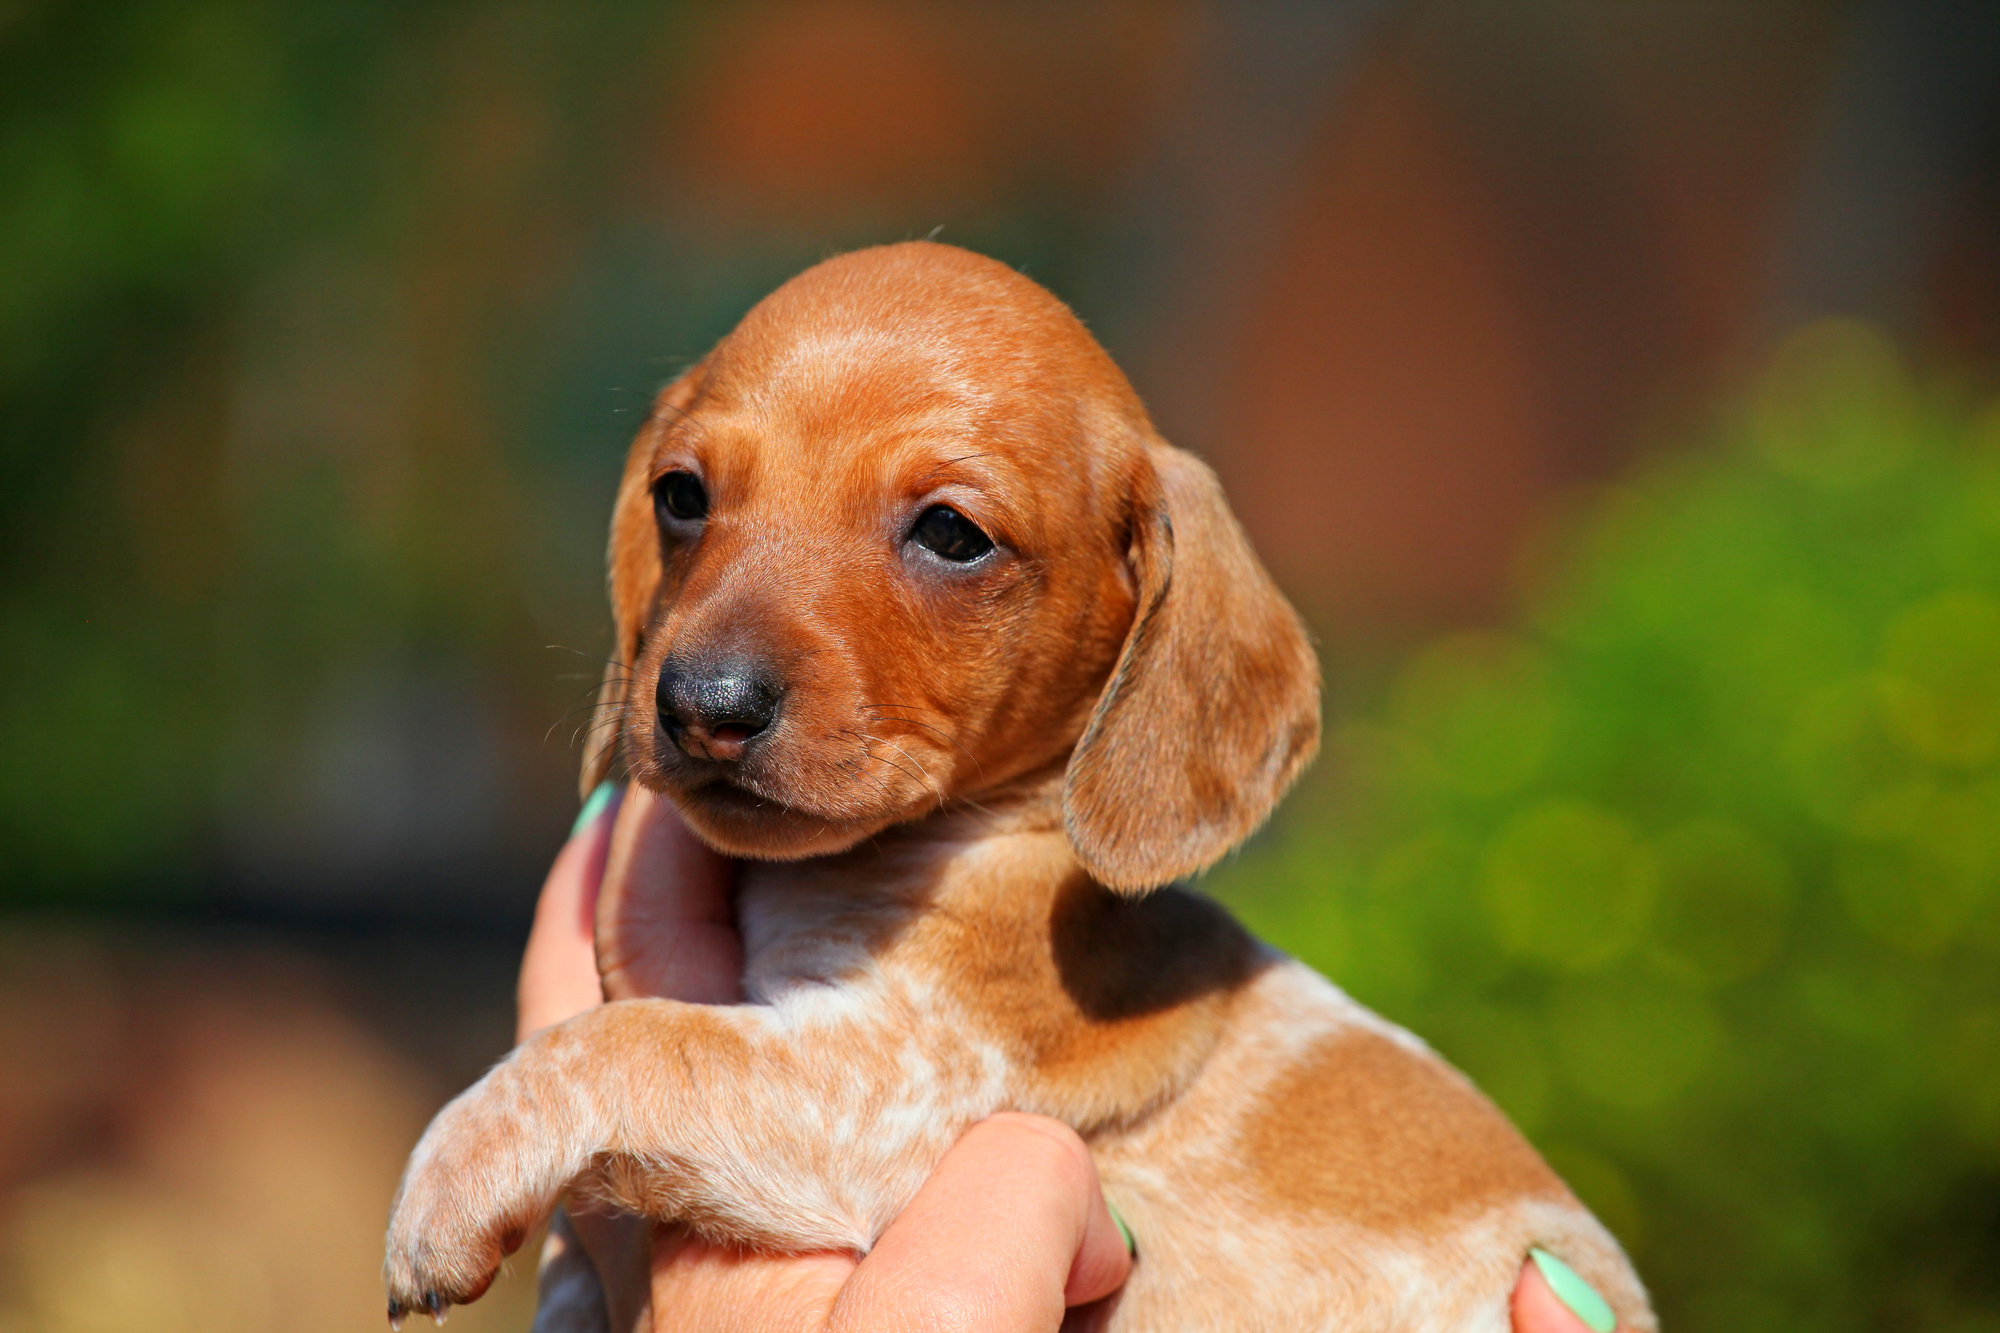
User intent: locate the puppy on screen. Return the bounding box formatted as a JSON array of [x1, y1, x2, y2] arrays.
[[384, 242, 1654, 1331]]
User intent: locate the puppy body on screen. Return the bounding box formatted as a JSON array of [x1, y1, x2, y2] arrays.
[[384, 244, 1653, 1331]]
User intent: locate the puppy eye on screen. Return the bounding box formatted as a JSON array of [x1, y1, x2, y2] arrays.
[[654, 470, 708, 524], [910, 505, 994, 563]]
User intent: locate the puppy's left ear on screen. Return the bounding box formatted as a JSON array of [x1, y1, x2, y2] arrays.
[[1063, 442, 1320, 892], [579, 362, 707, 798]]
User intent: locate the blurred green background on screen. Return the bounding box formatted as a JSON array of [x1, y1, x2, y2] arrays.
[[2, 1, 1998, 1330], [1214, 324, 2000, 1329]]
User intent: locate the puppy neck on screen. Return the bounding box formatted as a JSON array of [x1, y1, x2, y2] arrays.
[[734, 797, 1082, 998]]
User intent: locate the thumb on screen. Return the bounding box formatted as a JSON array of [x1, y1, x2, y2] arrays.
[[596, 783, 743, 1004]]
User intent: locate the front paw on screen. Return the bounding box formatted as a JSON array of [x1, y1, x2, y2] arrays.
[[383, 1072, 576, 1323]]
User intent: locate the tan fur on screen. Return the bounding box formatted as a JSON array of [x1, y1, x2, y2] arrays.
[[1242, 1028, 1567, 1228], [386, 243, 1653, 1331], [1065, 444, 1321, 891]]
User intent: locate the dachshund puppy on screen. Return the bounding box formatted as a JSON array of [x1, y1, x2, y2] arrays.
[[384, 242, 1654, 1331]]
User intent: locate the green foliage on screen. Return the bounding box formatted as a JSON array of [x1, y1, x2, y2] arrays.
[[1213, 321, 2000, 1330], [0, 0, 690, 895]]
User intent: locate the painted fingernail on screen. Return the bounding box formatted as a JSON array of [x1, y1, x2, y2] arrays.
[[1529, 1248, 1615, 1333], [1105, 1197, 1137, 1256], [570, 781, 619, 839]]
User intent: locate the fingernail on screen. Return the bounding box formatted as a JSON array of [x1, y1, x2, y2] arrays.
[[1529, 1248, 1615, 1333], [1105, 1197, 1136, 1256], [570, 781, 619, 839]]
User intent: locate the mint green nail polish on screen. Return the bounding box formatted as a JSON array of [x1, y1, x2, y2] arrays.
[[1530, 1248, 1615, 1333], [1105, 1198, 1136, 1256], [570, 781, 618, 839]]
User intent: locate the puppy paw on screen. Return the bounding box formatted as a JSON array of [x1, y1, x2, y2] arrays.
[[383, 1078, 569, 1323]]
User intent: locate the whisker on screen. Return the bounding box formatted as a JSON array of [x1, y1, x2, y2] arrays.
[[551, 698, 629, 724], [878, 737, 933, 781], [841, 729, 926, 791], [835, 734, 910, 806], [554, 704, 633, 747], [546, 645, 632, 672], [548, 707, 598, 747], [569, 713, 632, 748], [867, 714, 981, 774], [561, 679, 631, 709], [854, 763, 899, 804], [876, 737, 945, 812], [863, 752, 926, 794], [652, 398, 709, 440]]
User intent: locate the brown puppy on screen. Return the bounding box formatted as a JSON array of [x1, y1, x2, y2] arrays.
[[385, 242, 1654, 1331]]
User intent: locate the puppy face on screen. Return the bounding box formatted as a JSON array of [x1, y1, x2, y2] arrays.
[[594, 244, 1320, 887], [619, 297, 1142, 856]]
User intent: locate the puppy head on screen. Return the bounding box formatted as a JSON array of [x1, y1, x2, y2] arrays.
[[585, 242, 1317, 889]]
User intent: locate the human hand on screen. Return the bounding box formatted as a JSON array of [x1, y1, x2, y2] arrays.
[[523, 784, 1129, 1331], [516, 779, 738, 1043], [642, 1112, 1132, 1332], [521, 784, 1622, 1333]]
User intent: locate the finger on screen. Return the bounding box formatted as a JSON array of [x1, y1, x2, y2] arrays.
[[648, 1230, 856, 1333], [827, 1113, 1132, 1333], [517, 782, 625, 1042], [1063, 1161, 1132, 1308], [594, 785, 746, 1328], [568, 1208, 656, 1333], [643, 1115, 1130, 1332], [1512, 1251, 1617, 1333], [597, 783, 743, 1004], [535, 1207, 613, 1331]]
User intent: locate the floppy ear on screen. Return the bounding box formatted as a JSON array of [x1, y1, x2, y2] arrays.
[[1062, 442, 1320, 892], [579, 362, 707, 798]]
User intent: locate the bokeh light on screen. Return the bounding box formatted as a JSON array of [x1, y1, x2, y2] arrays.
[[1215, 322, 2000, 1329]]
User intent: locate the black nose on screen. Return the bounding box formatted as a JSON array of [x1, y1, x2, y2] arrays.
[[656, 657, 782, 761]]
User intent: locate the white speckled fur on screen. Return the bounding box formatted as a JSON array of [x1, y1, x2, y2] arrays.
[[385, 821, 1653, 1330]]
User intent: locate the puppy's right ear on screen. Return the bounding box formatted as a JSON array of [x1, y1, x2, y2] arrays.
[[579, 362, 707, 798]]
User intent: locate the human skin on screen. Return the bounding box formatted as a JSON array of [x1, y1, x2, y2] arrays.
[[515, 785, 1602, 1333]]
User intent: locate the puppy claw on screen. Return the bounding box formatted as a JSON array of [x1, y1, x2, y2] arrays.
[[384, 1067, 568, 1323], [388, 1303, 406, 1331]]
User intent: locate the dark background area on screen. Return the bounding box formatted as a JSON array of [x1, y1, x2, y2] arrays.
[[2, 2, 1998, 1329]]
